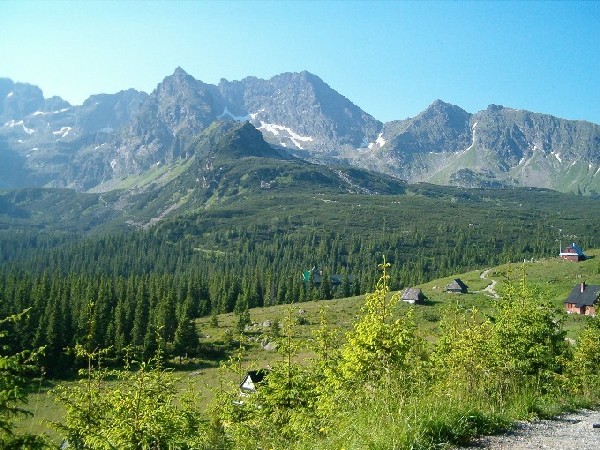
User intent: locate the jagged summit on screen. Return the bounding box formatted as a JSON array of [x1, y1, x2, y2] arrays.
[[419, 100, 470, 120], [486, 104, 506, 112], [172, 66, 189, 77], [209, 120, 284, 160], [1, 70, 599, 195]]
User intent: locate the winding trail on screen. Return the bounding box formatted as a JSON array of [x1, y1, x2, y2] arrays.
[[478, 269, 500, 299], [459, 410, 600, 449]]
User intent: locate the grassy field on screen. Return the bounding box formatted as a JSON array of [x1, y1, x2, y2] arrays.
[[16, 249, 600, 443]]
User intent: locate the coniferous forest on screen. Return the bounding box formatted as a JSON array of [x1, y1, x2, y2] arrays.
[[1, 186, 598, 375], [1, 183, 600, 448]]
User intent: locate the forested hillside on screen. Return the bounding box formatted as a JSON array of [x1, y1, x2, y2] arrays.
[[1, 182, 599, 375]]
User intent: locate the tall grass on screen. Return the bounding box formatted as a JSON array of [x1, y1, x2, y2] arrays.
[[294, 377, 599, 450]]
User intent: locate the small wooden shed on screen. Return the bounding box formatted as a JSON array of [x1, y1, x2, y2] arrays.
[[401, 288, 426, 304], [446, 278, 468, 294]]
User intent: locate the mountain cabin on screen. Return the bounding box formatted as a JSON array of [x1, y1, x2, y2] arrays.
[[302, 267, 351, 286], [445, 278, 468, 294], [559, 242, 586, 262], [564, 282, 600, 316], [401, 288, 426, 304]]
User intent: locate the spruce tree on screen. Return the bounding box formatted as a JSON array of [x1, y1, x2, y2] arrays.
[[131, 281, 149, 350], [0, 311, 47, 448], [157, 290, 177, 344], [173, 298, 199, 361], [319, 270, 333, 300]]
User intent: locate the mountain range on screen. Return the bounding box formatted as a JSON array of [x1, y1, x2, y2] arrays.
[[1, 68, 599, 196]]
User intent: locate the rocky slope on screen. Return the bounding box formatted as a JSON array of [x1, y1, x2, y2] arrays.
[[365, 101, 600, 194], [0, 78, 147, 189], [1, 71, 599, 194]]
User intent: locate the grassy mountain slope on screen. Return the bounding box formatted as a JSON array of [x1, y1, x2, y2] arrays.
[[19, 249, 600, 443]]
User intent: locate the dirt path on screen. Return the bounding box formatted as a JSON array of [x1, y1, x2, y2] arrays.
[[479, 269, 500, 299], [459, 410, 600, 449]]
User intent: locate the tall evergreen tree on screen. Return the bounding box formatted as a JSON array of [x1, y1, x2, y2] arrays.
[[131, 281, 149, 349], [319, 270, 333, 300], [173, 298, 199, 361], [157, 290, 177, 344]]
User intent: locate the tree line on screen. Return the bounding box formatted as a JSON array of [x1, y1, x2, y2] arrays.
[[0, 215, 593, 374]]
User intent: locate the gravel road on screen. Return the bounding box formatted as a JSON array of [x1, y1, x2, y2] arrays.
[[459, 410, 600, 449]]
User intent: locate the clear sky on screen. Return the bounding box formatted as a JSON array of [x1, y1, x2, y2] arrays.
[[1, 0, 599, 124]]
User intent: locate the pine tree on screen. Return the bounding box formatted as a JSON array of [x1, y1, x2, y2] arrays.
[[340, 271, 352, 298], [319, 270, 333, 300], [337, 258, 417, 384], [131, 281, 149, 350], [210, 307, 219, 328], [234, 294, 251, 335], [157, 290, 177, 344], [173, 298, 199, 361], [0, 311, 47, 448]]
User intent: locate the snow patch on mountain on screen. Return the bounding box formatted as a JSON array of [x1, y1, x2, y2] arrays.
[[520, 146, 543, 169], [519, 145, 539, 165], [459, 122, 480, 155], [368, 133, 386, 150], [249, 109, 264, 120], [53, 127, 71, 138], [217, 106, 250, 121], [551, 152, 562, 163], [257, 121, 313, 149], [5, 120, 35, 134]]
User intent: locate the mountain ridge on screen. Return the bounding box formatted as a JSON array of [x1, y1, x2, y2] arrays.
[[1, 70, 599, 195]]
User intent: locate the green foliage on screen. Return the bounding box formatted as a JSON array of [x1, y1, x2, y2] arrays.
[[337, 258, 417, 385], [52, 344, 210, 449], [492, 267, 568, 381], [0, 310, 48, 448], [565, 317, 600, 398], [173, 305, 200, 360], [432, 303, 498, 396], [431, 265, 570, 415]]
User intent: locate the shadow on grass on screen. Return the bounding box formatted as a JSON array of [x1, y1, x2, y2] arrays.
[[421, 299, 442, 306]]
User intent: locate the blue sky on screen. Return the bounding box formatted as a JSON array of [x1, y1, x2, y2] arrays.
[[1, 0, 599, 123]]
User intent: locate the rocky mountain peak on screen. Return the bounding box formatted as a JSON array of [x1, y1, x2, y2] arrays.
[[157, 68, 203, 96], [1, 79, 46, 121], [2, 71, 599, 195], [419, 100, 470, 123], [172, 66, 190, 77], [486, 104, 506, 112]]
